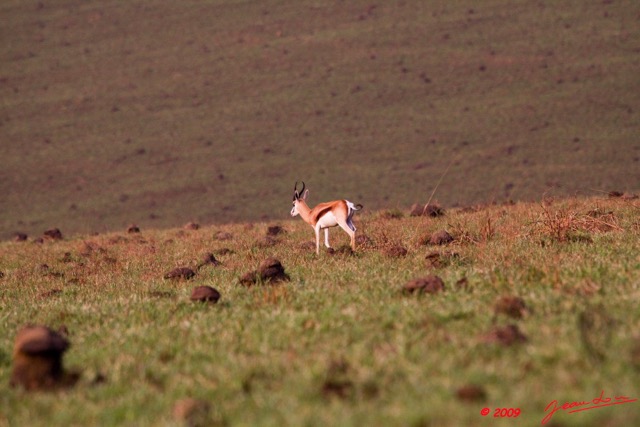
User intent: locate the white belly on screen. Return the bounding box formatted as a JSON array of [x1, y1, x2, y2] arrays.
[[317, 211, 338, 229]]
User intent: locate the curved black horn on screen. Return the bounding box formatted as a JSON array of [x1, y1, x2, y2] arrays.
[[293, 181, 306, 200]]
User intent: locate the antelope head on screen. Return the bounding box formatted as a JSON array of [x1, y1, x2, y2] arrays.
[[291, 181, 307, 216]]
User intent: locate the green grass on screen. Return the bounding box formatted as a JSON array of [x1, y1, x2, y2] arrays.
[[1, 0, 639, 238], [1, 196, 639, 426]]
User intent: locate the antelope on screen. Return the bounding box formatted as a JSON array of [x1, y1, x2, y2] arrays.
[[291, 181, 363, 254]]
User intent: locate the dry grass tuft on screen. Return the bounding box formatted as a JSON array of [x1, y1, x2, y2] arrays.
[[534, 201, 623, 242]]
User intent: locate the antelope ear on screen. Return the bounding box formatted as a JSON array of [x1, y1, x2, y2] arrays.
[[302, 189, 309, 200]]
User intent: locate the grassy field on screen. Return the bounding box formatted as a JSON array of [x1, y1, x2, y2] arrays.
[[1, 0, 639, 238], [1, 195, 639, 426]]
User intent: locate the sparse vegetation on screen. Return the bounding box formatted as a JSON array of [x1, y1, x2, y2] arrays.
[[1, 196, 639, 426]]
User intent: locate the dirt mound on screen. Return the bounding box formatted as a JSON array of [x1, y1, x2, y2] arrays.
[[410, 203, 445, 217], [321, 359, 354, 400], [10, 325, 77, 390], [427, 230, 454, 245], [239, 258, 290, 286], [258, 258, 289, 281], [266, 225, 284, 236], [190, 286, 221, 304], [403, 275, 445, 294], [494, 296, 529, 319], [43, 228, 63, 240], [256, 235, 279, 248], [409, 203, 424, 217], [164, 267, 196, 281], [196, 253, 220, 270], [13, 232, 28, 242], [455, 384, 487, 402], [383, 245, 408, 258]]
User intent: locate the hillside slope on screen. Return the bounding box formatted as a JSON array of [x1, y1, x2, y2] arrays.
[[1, 0, 639, 238]]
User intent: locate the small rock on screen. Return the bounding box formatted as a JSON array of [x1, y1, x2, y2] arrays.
[[190, 286, 221, 304], [403, 275, 445, 294], [164, 267, 196, 281], [10, 325, 75, 390]]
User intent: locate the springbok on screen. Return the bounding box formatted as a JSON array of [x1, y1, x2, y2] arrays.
[[291, 181, 363, 254]]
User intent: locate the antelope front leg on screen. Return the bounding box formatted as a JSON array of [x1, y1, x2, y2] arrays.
[[314, 225, 321, 255], [324, 228, 331, 248]]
